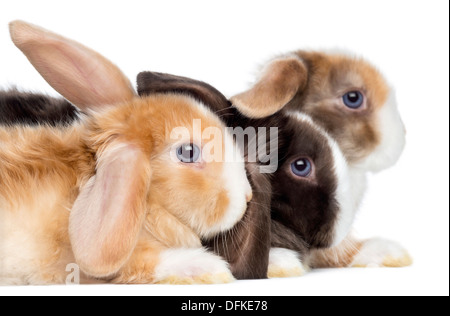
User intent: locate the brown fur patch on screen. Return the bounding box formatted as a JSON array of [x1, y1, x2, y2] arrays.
[[111, 236, 164, 284], [0, 90, 79, 126], [206, 165, 272, 279], [283, 51, 390, 163], [231, 57, 308, 118], [305, 235, 363, 268], [0, 124, 94, 207], [381, 254, 413, 268], [144, 206, 202, 248]]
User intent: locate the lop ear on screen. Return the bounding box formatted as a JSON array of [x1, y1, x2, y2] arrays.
[[137, 72, 230, 112], [69, 143, 151, 278], [9, 20, 135, 110], [231, 56, 308, 118]]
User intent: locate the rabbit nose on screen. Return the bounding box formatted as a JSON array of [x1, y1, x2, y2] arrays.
[[246, 192, 253, 203]]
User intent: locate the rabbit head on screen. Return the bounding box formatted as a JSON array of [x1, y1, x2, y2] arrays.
[[9, 21, 252, 277], [255, 112, 355, 249], [231, 51, 406, 173]]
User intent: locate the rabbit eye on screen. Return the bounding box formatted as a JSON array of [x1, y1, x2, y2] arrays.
[[343, 91, 364, 109], [291, 158, 312, 177], [177, 144, 201, 163]]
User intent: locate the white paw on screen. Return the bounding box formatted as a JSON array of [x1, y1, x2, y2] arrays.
[[154, 248, 235, 284], [351, 238, 413, 268], [268, 248, 307, 278]]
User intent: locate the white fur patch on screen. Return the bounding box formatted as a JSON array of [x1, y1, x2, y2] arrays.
[[351, 238, 412, 268], [213, 132, 250, 234], [269, 248, 302, 268], [327, 139, 356, 246], [358, 90, 406, 172], [153, 248, 234, 283], [268, 248, 307, 278]]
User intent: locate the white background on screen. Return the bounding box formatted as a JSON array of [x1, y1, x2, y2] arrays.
[[0, 0, 448, 296]]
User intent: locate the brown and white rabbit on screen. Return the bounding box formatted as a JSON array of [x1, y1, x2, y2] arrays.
[[137, 72, 360, 278], [231, 51, 411, 271], [0, 21, 252, 285]]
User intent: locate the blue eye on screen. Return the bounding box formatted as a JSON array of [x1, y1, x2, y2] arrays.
[[291, 158, 312, 177], [343, 91, 364, 109], [177, 144, 200, 163]]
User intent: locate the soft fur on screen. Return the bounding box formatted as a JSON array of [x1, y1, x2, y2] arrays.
[[231, 50, 410, 271], [136, 72, 359, 278], [0, 21, 252, 285], [0, 90, 79, 126], [2, 24, 409, 279], [2, 71, 358, 281]]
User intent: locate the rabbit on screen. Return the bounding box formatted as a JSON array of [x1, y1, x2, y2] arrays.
[[230, 50, 411, 271], [0, 21, 253, 285], [0, 28, 271, 281], [137, 72, 360, 278]]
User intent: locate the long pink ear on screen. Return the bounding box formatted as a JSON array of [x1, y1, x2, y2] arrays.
[[69, 143, 151, 278], [9, 20, 135, 110], [231, 56, 308, 118]]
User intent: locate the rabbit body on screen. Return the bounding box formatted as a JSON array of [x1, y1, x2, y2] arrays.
[[0, 21, 252, 285], [0, 122, 87, 284], [1, 94, 251, 285]]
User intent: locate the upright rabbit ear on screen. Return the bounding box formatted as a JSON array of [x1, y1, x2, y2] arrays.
[[69, 143, 151, 278], [9, 20, 135, 110], [231, 56, 308, 118]]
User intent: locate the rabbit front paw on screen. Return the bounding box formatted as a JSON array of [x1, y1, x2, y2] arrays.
[[267, 248, 307, 278], [154, 248, 235, 284], [351, 238, 413, 268]]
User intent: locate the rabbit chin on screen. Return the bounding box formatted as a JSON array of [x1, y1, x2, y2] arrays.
[[358, 90, 406, 173], [201, 132, 251, 239]]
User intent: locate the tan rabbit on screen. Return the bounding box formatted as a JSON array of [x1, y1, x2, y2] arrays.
[[231, 51, 411, 275], [0, 21, 252, 285]]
